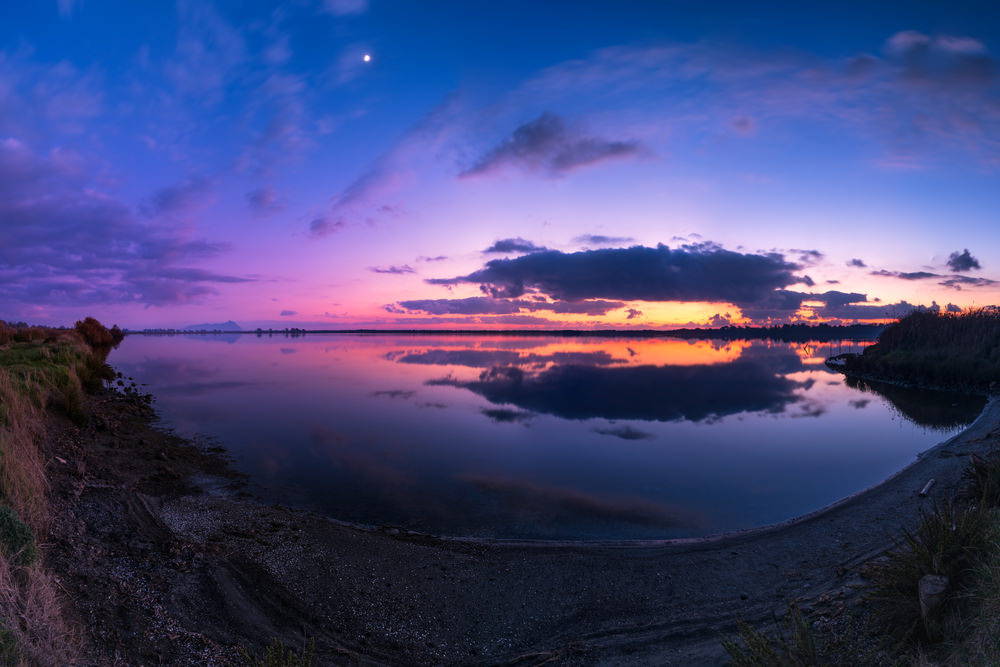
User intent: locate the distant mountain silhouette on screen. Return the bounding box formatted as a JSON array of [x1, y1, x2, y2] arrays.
[[182, 320, 242, 331]]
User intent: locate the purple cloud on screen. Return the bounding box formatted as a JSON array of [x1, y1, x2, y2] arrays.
[[939, 275, 997, 290], [322, 0, 369, 16], [428, 243, 806, 306], [280, 309, 298, 316], [0, 138, 249, 311], [371, 265, 416, 275], [165, 2, 247, 104], [884, 30, 995, 85], [143, 176, 213, 217], [730, 115, 756, 135], [247, 186, 287, 214], [310, 216, 345, 237], [517, 34, 1000, 169], [393, 296, 625, 316], [947, 248, 981, 272], [847, 258, 867, 268], [870, 270, 940, 280], [594, 426, 654, 440], [460, 113, 642, 178], [484, 238, 548, 254], [573, 234, 636, 247]]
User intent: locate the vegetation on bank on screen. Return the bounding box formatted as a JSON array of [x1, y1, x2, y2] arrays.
[[838, 308, 1000, 391], [0, 317, 122, 664], [728, 308, 1000, 665]]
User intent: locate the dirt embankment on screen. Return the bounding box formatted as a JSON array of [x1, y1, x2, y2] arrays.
[[44, 390, 1000, 665]]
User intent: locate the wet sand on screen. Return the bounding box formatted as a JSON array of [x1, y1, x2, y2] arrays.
[[44, 391, 1000, 664]]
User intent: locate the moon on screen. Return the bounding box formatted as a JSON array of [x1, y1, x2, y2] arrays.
[[363, 54, 371, 62]]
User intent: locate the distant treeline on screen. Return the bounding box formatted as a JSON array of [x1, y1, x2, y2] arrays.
[[835, 308, 1000, 393], [132, 322, 884, 342]]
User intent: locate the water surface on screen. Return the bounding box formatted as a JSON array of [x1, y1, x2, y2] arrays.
[[110, 334, 984, 540]]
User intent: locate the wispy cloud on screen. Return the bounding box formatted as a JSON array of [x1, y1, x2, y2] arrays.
[[246, 186, 288, 214], [370, 265, 416, 275], [460, 112, 642, 178], [142, 175, 213, 218], [0, 137, 248, 310], [394, 296, 625, 316], [573, 234, 635, 247], [484, 237, 548, 254], [322, 0, 369, 16]]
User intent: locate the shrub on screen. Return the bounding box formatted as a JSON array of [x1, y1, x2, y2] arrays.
[[0, 321, 8, 345], [76, 355, 115, 394], [11, 327, 45, 344], [0, 506, 39, 567], [74, 317, 113, 348]]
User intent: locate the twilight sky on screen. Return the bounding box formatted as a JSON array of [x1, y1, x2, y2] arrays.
[[3, 0, 1000, 329]]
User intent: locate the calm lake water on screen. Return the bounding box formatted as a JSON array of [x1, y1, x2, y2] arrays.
[[110, 334, 985, 540]]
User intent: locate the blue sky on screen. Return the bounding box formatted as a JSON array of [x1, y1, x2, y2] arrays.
[[2, 1, 1000, 328]]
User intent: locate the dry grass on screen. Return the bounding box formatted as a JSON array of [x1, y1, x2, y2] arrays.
[[0, 319, 110, 664], [0, 370, 50, 542], [0, 557, 78, 665]]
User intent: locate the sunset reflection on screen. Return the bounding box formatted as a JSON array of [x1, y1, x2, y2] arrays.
[[110, 333, 982, 540]]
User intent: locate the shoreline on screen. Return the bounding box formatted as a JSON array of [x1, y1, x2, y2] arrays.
[[41, 383, 1000, 664]]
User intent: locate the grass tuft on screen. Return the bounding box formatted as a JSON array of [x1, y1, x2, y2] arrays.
[[239, 637, 315, 667], [964, 451, 1000, 507], [722, 604, 899, 666], [0, 508, 38, 567], [868, 499, 994, 644]]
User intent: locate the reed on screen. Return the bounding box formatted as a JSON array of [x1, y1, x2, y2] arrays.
[[846, 308, 1000, 391]]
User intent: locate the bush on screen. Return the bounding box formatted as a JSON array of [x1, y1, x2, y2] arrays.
[[74, 317, 113, 348], [0, 506, 39, 567], [76, 355, 115, 394], [11, 327, 45, 344]]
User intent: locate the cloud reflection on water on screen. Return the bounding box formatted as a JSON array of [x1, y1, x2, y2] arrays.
[[420, 343, 808, 423]]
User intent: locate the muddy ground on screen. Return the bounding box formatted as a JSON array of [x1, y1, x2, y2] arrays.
[[43, 391, 1000, 665]]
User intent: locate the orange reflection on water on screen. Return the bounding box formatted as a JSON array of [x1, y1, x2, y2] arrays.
[[382, 336, 751, 368], [788, 340, 875, 365]]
